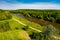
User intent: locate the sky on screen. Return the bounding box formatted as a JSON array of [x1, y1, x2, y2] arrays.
[[0, 0, 60, 10]]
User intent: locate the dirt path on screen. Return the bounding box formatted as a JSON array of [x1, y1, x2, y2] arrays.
[[12, 18, 60, 39], [12, 18, 42, 32], [52, 35, 60, 40]]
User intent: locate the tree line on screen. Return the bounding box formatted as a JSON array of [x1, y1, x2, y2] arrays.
[[10, 9, 60, 24]]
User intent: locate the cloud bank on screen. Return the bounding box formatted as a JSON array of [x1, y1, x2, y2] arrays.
[[0, 2, 60, 10]]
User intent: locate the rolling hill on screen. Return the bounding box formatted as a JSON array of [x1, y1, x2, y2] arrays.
[[0, 10, 60, 40]]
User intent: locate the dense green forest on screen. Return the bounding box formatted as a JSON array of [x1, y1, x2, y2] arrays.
[[10, 9, 60, 24], [0, 9, 60, 40]]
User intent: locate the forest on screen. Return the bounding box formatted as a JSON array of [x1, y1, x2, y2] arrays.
[[10, 9, 60, 24]]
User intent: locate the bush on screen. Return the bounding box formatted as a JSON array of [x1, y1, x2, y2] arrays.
[[0, 21, 11, 32], [0, 11, 12, 20], [22, 26, 29, 31]]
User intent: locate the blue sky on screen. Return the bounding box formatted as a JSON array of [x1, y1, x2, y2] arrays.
[[0, 0, 60, 9], [0, 0, 60, 4]]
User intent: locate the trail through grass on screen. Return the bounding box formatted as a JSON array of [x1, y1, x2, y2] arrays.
[[13, 18, 42, 32], [12, 15, 43, 31]]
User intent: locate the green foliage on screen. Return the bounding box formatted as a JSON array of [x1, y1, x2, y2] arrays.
[[42, 25, 59, 40], [1, 9, 60, 23], [29, 25, 59, 40], [43, 25, 56, 36], [0, 11, 12, 20], [0, 30, 31, 40], [22, 26, 29, 31], [0, 21, 11, 32], [12, 10, 60, 24]]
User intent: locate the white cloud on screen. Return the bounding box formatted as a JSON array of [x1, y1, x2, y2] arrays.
[[0, 2, 60, 10]]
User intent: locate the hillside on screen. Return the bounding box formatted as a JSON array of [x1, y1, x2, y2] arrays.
[[0, 10, 60, 40], [0, 13, 31, 40]]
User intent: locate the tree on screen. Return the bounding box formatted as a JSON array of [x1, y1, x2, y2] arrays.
[[43, 25, 57, 40]]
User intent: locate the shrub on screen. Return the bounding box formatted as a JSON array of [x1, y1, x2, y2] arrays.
[[0, 21, 11, 32]]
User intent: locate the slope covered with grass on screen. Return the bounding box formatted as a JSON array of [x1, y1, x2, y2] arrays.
[[0, 30, 31, 40], [0, 19, 31, 40], [12, 15, 43, 31], [0, 12, 31, 40]]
